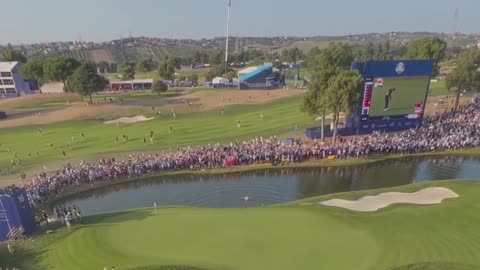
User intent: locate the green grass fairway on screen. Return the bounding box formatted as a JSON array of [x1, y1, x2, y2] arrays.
[[0, 96, 312, 176], [3, 181, 480, 270], [369, 76, 429, 117]]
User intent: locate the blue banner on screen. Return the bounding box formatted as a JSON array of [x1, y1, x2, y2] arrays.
[[352, 60, 433, 78], [351, 60, 433, 134], [0, 188, 36, 242]]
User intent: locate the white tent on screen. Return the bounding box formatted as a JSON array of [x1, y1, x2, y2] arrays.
[[212, 77, 229, 85]]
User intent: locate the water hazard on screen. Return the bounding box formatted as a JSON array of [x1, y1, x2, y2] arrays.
[[60, 155, 480, 216]]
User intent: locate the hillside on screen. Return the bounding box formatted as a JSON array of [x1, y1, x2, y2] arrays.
[[1, 32, 479, 64]]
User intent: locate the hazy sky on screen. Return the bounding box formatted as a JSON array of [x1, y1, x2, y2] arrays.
[[1, 0, 478, 44]]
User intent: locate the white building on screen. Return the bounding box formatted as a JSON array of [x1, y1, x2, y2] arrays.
[[0, 61, 34, 98]]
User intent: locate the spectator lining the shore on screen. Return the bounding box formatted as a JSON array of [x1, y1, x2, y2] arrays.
[[3, 100, 479, 210]]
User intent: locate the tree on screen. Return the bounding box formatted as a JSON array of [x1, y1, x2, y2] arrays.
[[302, 80, 330, 140], [304, 47, 322, 68], [446, 49, 480, 111], [152, 79, 168, 95], [1, 49, 27, 63], [406, 37, 447, 77], [225, 71, 236, 83], [310, 42, 354, 86], [209, 50, 224, 65], [96, 61, 109, 74], [374, 43, 384, 60], [201, 53, 209, 65], [305, 42, 359, 144], [68, 62, 107, 103], [135, 58, 154, 78], [325, 70, 363, 144], [19, 60, 45, 86], [281, 48, 304, 64], [294, 48, 305, 63], [273, 60, 283, 70], [381, 41, 392, 60], [365, 42, 375, 61], [119, 63, 135, 80], [108, 63, 118, 73], [206, 64, 234, 82], [158, 57, 180, 80], [136, 59, 148, 77], [44, 57, 80, 91], [190, 74, 199, 86], [193, 51, 202, 65]]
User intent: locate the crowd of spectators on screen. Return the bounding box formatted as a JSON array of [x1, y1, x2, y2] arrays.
[[2, 99, 479, 209]]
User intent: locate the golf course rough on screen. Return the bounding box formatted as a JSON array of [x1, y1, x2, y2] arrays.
[[5, 180, 480, 270]]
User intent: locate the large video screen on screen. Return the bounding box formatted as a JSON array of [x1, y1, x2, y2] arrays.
[[361, 76, 429, 120]]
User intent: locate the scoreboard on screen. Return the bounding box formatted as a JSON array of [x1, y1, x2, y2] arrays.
[[351, 60, 433, 134], [361, 79, 374, 116]]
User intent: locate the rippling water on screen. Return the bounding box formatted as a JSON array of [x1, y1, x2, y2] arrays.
[[59, 155, 480, 216]]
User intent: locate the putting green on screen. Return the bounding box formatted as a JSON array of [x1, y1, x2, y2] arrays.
[[44, 208, 378, 270], [5, 181, 480, 270]]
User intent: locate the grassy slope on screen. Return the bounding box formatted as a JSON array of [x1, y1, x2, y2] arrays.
[[0, 96, 312, 175], [3, 180, 480, 270]]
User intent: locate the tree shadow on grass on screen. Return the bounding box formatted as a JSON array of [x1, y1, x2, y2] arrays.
[[0, 241, 52, 270], [82, 209, 154, 225]]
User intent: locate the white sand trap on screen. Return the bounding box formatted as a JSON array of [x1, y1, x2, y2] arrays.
[[319, 187, 459, 212], [104, 115, 154, 124]]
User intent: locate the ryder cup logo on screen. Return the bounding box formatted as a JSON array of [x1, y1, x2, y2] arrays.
[[18, 194, 25, 204], [395, 62, 405, 74]]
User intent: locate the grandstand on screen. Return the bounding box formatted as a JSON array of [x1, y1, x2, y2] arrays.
[[238, 65, 282, 89]]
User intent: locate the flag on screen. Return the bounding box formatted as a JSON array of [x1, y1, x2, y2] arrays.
[[374, 78, 384, 88], [228, 0, 231, 7]]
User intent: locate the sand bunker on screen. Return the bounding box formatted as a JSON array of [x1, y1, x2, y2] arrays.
[[319, 187, 459, 212], [104, 115, 154, 124]]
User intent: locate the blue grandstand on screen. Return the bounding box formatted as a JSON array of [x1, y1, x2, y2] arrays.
[[238, 65, 282, 90]]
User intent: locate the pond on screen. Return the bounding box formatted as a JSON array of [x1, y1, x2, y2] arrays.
[[60, 155, 480, 216]]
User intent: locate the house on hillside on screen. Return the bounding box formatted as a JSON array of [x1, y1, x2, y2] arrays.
[[0, 61, 36, 98]]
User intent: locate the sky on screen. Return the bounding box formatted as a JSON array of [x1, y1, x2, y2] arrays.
[[1, 0, 479, 44]]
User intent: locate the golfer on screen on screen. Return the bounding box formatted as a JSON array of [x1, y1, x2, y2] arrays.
[[384, 88, 396, 111]]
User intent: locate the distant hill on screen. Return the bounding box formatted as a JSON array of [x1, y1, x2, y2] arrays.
[[1, 32, 479, 64]]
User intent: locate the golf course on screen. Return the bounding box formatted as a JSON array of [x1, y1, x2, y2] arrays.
[[0, 83, 460, 181], [0, 89, 311, 179], [0, 83, 477, 270], [2, 180, 480, 270]]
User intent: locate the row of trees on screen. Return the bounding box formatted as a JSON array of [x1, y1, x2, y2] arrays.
[[117, 58, 157, 80], [1, 49, 107, 102], [20, 56, 81, 91], [351, 38, 448, 76]]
